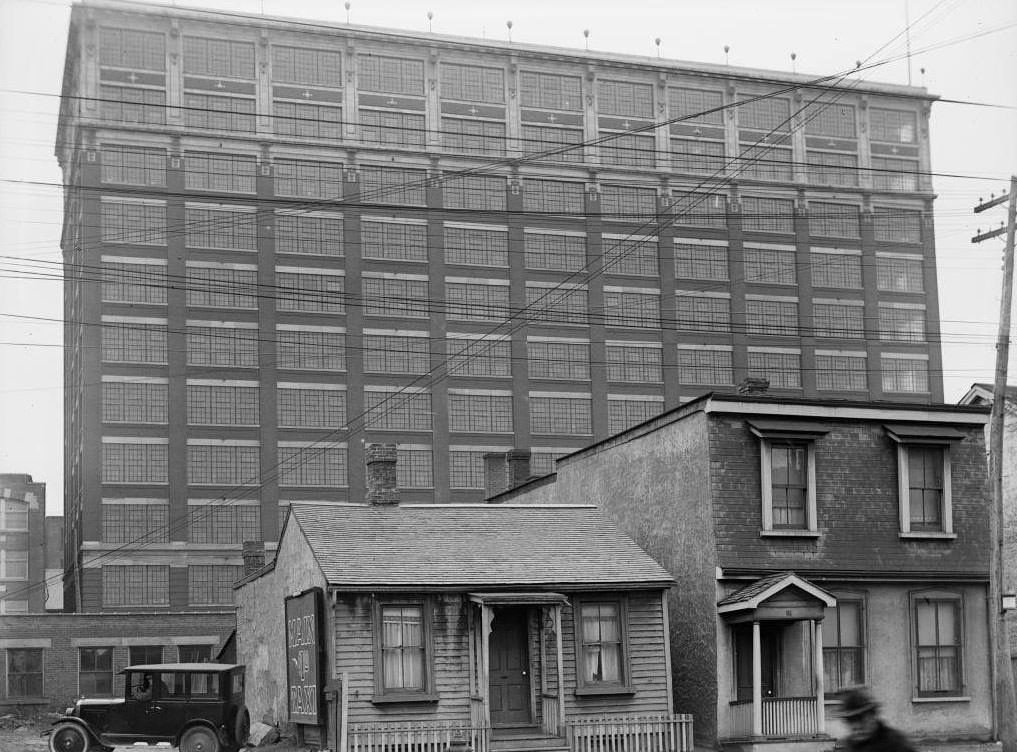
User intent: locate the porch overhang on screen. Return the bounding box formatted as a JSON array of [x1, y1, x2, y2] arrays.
[[718, 572, 836, 621], [467, 591, 569, 606]]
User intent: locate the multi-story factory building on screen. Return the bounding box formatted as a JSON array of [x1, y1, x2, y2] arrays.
[[57, 0, 942, 609]]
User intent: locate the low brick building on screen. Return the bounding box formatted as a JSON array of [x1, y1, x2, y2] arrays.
[[0, 611, 234, 713], [494, 394, 994, 750]]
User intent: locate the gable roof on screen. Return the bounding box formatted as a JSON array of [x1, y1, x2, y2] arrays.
[[288, 503, 673, 590], [959, 383, 1017, 406], [717, 572, 836, 612]]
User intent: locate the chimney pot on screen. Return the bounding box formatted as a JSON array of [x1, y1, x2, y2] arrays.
[[366, 443, 399, 505]]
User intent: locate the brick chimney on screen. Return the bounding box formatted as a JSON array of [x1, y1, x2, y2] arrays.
[[484, 452, 509, 500], [507, 449, 532, 489], [242, 540, 266, 576], [366, 443, 399, 506], [738, 377, 770, 395], [484, 449, 532, 500]]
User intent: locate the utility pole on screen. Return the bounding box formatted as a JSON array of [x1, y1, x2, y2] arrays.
[[972, 174, 1017, 752]]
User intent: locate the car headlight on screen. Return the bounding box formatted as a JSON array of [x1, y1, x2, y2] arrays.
[[64, 707, 74, 715]]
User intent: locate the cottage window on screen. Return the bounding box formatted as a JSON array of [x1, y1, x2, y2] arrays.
[[911, 592, 964, 698], [885, 424, 961, 538], [374, 600, 435, 702], [748, 420, 828, 536], [574, 597, 632, 694]]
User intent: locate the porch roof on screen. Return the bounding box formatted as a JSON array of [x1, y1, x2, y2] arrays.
[[288, 502, 673, 589], [717, 572, 836, 613]]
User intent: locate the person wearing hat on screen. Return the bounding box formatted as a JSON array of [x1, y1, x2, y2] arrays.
[[837, 686, 915, 752]]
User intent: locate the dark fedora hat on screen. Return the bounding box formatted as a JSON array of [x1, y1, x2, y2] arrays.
[[838, 686, 880, 718]]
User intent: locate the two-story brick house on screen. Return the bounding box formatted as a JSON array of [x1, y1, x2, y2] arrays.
[[493, 393, 993, 749]]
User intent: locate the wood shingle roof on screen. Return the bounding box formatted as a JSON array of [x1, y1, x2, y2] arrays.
[[288, 503, 673, 590]]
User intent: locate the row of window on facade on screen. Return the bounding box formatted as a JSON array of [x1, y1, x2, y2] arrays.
[[1, 643, 215, 700], [93, 156, 927, 240], [776, 590, 966, 700], [96, 441, 571, 489], [95, 227, 927, 301], [755, 426, 955, 537], [98, 288, 928, 342], [94, 27, 922, 189]]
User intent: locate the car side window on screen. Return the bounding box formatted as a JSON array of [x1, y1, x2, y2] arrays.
[[158, 672, 184, 698], [189, 673, 219, 698]]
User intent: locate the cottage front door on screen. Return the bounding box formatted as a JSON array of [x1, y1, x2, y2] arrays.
[[489, 607, 532, 727]]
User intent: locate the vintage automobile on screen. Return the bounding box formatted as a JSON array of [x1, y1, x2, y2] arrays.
[[46, 663, 249, 752]]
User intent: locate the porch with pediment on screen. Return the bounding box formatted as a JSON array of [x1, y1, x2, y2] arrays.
[[718, 573, 836, 741]]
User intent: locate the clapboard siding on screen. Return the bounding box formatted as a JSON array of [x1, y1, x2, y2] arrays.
[[560, 591, 671, 718], [332, 588, 670, 728]]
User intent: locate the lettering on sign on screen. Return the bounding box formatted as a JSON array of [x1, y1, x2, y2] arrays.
[[284, 588, 323, 725]]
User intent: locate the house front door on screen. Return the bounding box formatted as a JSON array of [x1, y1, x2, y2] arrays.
[[489, 607, 532, 727]]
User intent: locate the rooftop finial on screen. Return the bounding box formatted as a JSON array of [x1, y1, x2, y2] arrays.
[[344, 1, 351, 23], [724, 45, 730, 65], [427, 10, 433, 32], [583, 29, 590, 51], [506, 20, 513, 43]]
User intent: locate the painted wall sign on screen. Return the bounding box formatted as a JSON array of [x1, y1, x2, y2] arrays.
[[285, 587, 324, 725]]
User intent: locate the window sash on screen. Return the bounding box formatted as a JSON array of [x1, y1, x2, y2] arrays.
[[79, 648, 115, 696], [379, 604, 428, 693], [576, 600, 627, 687], [6, 648, 43, 698]]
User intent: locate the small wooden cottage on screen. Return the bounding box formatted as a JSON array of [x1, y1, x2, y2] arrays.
[[235, 445, 690, 752]]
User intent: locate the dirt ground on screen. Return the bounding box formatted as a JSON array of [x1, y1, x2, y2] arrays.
[[0, 718, 321, 752]]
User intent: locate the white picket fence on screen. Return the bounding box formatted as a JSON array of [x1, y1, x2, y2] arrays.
[[566, 714, 695, 752]]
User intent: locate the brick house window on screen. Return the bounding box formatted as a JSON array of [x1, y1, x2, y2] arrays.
[[574, 597, 631, 694], [823, 596, 865, 692], [749, 421, 828, 535], [881, 355, 929, 394], [129, 645, 164, 665], [447, 337, 512, 378], [375, 601, 435, 700], [189, 565, 243, 605], [178, 645, 212, 663], [911, 592, 963, 697], [6, 648, 43, 698], [79, 648, 114, 696], [448, 392, 513, 433], [885, 425, 961, 537]]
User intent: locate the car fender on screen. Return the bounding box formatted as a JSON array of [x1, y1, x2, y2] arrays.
[[45, 716, 105, 745]]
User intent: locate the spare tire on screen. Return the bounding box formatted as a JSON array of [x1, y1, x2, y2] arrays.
[[233, 705, 251, 750]]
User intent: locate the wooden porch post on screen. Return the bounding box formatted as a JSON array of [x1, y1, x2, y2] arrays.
[[482, 604, 494, 730], [752, 620, 762, 737], [814, 619, 825, 734], [554, 604, 565, 731]]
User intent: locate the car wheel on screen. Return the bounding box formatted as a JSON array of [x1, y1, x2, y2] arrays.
[[232, 706, 251, 749], [49, 723, 89, 752], [179, 725, 221, 752]]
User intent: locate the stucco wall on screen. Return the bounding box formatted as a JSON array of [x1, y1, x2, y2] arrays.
[[551, 412, 719, 741], [235, 519, 328, 727], [713, 582, 991, 741]]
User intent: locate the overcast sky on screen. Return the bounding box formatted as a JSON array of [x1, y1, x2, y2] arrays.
[[1, 0, 1015, 515]]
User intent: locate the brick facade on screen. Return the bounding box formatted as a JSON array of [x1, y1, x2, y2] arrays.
[[0, 611, 234, 713]]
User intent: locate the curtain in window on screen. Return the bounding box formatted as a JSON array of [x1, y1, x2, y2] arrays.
[[383, 606, 423, 690], [916, 601, 958, 693], [581, 603, 621, 682]]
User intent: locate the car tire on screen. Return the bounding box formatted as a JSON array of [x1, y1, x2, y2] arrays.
[[179, 725, 221, 752], [49, 723, 90, 752], [232, 705, 251, 749]]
